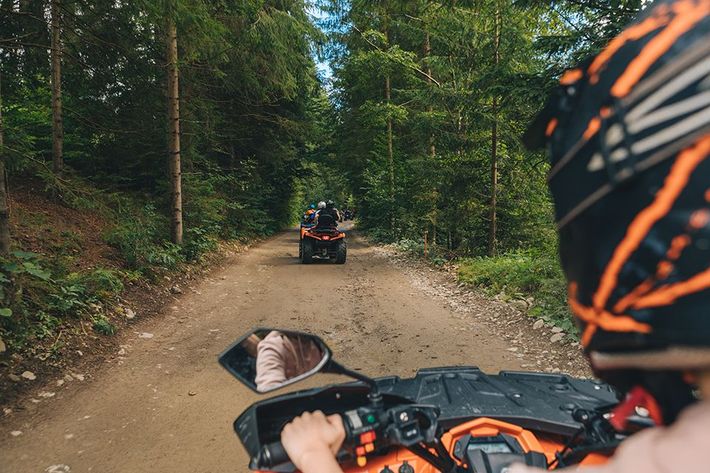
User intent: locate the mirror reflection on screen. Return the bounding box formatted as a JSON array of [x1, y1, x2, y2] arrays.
[[220, 329, 329, 393]]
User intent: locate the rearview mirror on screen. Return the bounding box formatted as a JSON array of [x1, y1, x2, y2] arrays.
[[219, 328, 331, 393]]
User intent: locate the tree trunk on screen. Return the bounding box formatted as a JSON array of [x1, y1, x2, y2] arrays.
[[488, 2, 501, 257], [381, 5, 395, 231], [167, 17, 183, 245], [0, 73, 11, 254], [489, 97, 498, 257], [424, 31, 435, 159], [424, 30, 437, 245], [50, 0, 63, 175], [385, 74, 394, 208]]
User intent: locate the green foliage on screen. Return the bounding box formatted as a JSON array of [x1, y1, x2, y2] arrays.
[[0, 250, 127, 347], [104, 204, 176, 271], [319, 0, 558, 251], [2, 0, 319, 236], [312, 0, 647, 330], [0, 0, 324, 350], [69, 269, 125, 300], [183, 226, 218, 262], [92, 315, 117, 336], [458, 249, 575, 332], [319, 0, 646, 255], [48, 281, 88, 316], [391, 239, 447, 265]]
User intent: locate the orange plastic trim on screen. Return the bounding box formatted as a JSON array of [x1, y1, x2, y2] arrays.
[[440, 417, 545, 463]]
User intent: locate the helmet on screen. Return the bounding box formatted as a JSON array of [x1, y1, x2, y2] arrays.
[[525, 0, 710, 382], [309, 204, 316, 210], [326, 200, 335, 208], [317, 201, 326, 209]]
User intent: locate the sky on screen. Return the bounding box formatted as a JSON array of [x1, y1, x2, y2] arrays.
[[308, 3, 334, 82]]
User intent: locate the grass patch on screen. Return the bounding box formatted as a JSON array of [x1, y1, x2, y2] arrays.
[[457, 249, 576, 332]]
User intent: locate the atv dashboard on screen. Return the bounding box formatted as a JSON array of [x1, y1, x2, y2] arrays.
[[234, 366, 618, 460]]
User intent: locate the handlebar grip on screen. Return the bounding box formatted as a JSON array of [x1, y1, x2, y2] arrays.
[[257, 441, 290, 468]]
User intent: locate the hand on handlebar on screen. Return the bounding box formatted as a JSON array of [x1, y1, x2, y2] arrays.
[[281, 411, 346, 473]]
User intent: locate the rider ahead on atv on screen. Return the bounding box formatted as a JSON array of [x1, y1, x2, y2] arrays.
[[279, 1, 710, 472], [303, 204, 317, 224], [315, 200, 341, 228]]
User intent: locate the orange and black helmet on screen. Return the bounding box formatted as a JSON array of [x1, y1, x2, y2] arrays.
[[525, 0, 710, 374]]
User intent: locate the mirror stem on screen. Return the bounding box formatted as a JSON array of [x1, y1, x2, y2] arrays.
[[327, 361, 382, 406]]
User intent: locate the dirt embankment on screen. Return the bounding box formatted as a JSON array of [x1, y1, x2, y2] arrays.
[[0, 227, 587, 473], [1, 180, 250, 406]]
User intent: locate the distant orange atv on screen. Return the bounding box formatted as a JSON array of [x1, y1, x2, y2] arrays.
[[300, 214, 346, 264]]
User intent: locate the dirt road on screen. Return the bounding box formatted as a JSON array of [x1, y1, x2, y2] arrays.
[[1, 228, 525, 473]]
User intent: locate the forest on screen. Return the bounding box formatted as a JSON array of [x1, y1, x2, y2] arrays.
[[0, 0, 645, 352]]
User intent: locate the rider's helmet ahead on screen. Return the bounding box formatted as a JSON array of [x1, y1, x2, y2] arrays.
[[525, 0, 710, 424], [309, 203, 316, 210], [326, 200, 335, 208], [317, 201, 326, 209]]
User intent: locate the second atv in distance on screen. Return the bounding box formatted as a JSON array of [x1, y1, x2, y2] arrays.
[[300, 213, 347, 264]]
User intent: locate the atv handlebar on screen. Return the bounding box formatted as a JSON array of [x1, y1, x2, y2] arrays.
[[252, 405, 441, 470], [256, 441, 290, 469]]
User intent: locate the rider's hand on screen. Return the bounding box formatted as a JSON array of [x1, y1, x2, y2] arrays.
[[281, 410, 346, 473]]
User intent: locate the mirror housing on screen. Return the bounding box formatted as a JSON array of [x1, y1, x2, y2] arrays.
[[219, 328, 331, 393]]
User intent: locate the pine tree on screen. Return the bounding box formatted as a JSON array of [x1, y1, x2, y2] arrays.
[[50, 0, 64, 175], [166, 7, 183, 245], [0, 72, 10, 254]]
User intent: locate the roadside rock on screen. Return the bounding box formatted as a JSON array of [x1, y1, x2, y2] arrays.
[[509, 300, 528, 312], [532, 319, 545, 330], [170, 285, 183, 295], [45, 464, 71, 473], [0, 337, 6, 353], [138, 332, 154, 339], [550, 333, 565, 343], [125, 308, 136, 320], [8, 373, 21, 382], [10, 430, 22, 437], [21, 371, 36, 381]]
